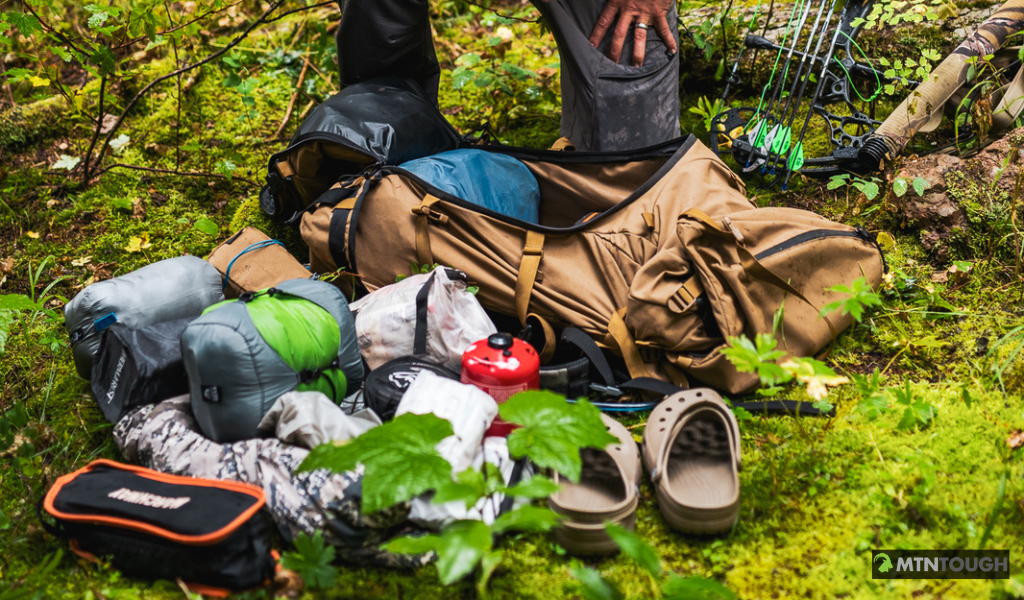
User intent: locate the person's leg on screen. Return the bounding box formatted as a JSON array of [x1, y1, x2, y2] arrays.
[[336, 0, 441, 104], [532, 0, 681, 151]]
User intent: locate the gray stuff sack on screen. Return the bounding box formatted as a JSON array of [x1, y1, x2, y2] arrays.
[[64, 256, 224, 380]]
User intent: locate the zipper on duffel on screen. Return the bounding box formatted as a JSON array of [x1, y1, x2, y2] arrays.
[[754, 226, 885, 271]]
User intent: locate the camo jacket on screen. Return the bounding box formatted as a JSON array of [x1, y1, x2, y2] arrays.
[[113, 394, 431, 568]]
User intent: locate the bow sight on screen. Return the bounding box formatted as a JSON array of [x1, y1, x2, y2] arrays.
[[710, 0, 901, 188]]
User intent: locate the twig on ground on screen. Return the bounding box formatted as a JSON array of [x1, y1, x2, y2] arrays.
[[96, 163, 259, 188]]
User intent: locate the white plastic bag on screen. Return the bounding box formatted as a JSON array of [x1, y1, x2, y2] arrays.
[[350, 267, 495, 371]]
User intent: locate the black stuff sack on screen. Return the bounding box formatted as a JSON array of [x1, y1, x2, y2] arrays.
[[40, 459, 275, 594], [90, 318, 193, 424], [363, 356, 459, 421]]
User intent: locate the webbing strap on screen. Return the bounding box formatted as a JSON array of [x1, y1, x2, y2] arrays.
[[675, 275, 704, 305], [275, 158, 295, 179], [412, 195, 445, 267], [413, 272, 437, 356], [514, 230, 545, 325], [526, 313, 557, 363], [607, 308, 653, 381]]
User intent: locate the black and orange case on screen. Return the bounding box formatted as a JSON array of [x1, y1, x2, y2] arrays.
[[41, 459, 275, 595]]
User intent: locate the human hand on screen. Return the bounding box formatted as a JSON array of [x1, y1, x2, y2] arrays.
[[587, 0, 677, 67]]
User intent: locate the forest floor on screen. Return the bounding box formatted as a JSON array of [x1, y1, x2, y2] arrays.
[[2, 0, 1024, 599]]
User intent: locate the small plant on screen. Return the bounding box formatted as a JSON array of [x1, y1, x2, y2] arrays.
[[892, 378, 938, 430], [892, 176, 930, 198], [299, 391, 617, 594], [689, 96, 727, 134], [820, 277, 883, 323], [572, 524, 736, 600], [279, 531, 337, 590], [827, 173, 883, 204]]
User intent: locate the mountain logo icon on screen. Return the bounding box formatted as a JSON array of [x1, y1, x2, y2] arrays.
[[874, 553, 894, 573]]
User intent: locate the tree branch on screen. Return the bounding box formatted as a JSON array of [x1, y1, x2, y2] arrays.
[[83, 0, 285, 181]]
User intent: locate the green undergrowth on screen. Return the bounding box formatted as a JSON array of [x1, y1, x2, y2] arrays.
[[3, 1, 1024, 599]]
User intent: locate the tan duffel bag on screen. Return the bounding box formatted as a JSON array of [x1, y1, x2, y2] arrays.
[[300, 135, 885, 394]]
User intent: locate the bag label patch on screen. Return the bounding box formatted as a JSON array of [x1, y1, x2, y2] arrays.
[[108, 487, 191, 510]]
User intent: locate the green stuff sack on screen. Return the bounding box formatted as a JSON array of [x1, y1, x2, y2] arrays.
[[182, 278, 363, 442]]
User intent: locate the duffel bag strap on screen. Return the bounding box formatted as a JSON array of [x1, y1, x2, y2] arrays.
[[412, 195, 448, 267], [607, 308, 659, 383], [514, 230, 545, 325], [525, 313, 557, 363]]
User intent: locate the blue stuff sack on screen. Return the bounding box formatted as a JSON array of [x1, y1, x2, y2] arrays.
[[399, 149, 541, 224]]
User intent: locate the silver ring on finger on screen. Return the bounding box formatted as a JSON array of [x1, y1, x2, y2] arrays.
[[636, 22, 649, 30]]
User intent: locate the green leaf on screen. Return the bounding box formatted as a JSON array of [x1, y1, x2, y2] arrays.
[[504, 475, 560, 499], [912, 177, 929, 196], [663, 574, 737, 600], [456, 53, 482, 67], [501, 392, 617, 482], [605, 523, 662, 578], [491, 504, 560, 535], [279, 531, 337, 590], [111, 197, 133, 212], [476, 550, 503, 598], [893, 178, 909, 197], [385, 533, 441, 555], [7, 12, 42, 37], [861, 181, 880, 201], [501, 62, 534, 80], [193, 218, 219, 236], [0, 507, 9, 530], [572, 567, 624, 600], [300, 413, 454, 513], [0, 295, 39, 311], [222, 73, 242, 88], [827, 174, 850, 190], [434, 520, 492, 585], [0, 310, 15, 354], [53, 155, 81, 171], [432, 468, 487, 509]]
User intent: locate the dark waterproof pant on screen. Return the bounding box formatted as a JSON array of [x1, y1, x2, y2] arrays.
[[336, 0, 680, 152]]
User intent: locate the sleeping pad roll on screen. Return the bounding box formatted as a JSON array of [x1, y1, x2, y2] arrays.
[[182, 278, 363, 443]]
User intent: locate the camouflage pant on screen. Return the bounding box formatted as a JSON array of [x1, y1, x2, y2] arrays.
[[113, 395, 431, 568]]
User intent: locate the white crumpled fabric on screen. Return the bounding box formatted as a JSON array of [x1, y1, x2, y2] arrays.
[[395, 371, 531, 529], [258, 391, 382, 449], [350, 266, 495, 371]]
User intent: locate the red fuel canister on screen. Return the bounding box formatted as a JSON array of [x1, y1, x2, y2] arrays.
[[461, 333, 539, 436]]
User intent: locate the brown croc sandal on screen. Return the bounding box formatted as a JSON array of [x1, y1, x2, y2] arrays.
[[641, 388, 741, 534], [548, 414, 641, 555]]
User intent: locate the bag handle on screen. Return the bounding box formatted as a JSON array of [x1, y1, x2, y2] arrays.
[[514, 230, 545, 325], [413, 271, 438, 356], [412, 194, 447, 267]]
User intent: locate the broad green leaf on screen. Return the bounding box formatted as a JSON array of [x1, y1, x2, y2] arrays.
[[504, 475, 560, 499], [893, 178, 909, 197], [605, 523, 662, 578], [663, 574, 737, 600], [491, 505, 560, 535], [279, 531, 337, 589], [912, 177, 929, 196], [110, 197, 133, 211], [53, 155, 81, 171], [501, 392, 617, 482], [0, 295, 39, 311], [455, 53, 481, 67], [194, 218, 219, 236], [572, 567, 624, 600], [827, 174, 850, 190], [434, 520, 492, 585], [909, 335, 948, 350], [300, 413, 453, 513], [861, 181, 880, 201]]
